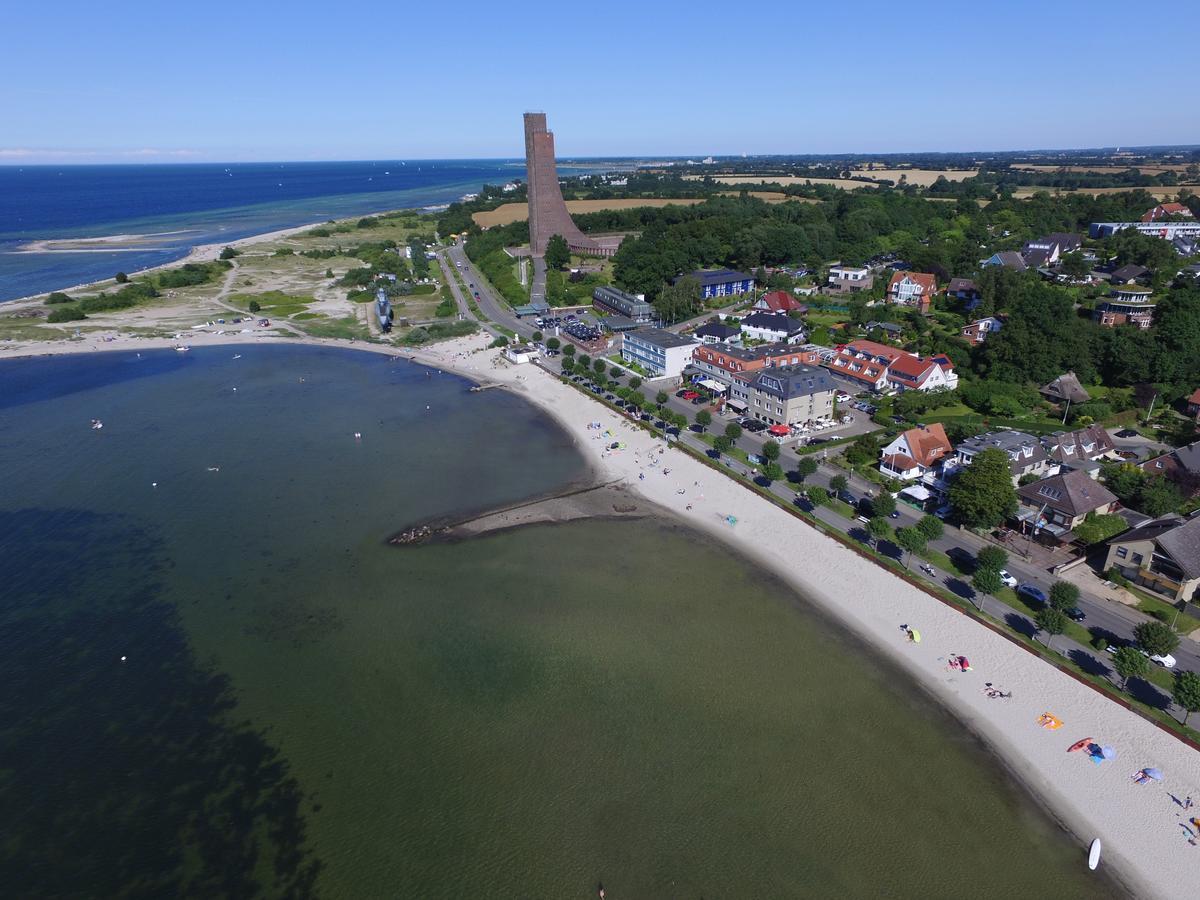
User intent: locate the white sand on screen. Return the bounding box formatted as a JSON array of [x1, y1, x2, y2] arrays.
[[5, 332, 1198, 896]]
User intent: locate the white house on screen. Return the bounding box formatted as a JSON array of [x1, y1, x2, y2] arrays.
[[621, 327, 699, 378], [739, 312, 805, 345], [505, 345, 539, 365]]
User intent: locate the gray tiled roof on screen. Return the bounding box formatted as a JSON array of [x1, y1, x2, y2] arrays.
[[1158, 516, 1200, 580], [749, 365, 835, 401], [1018, 468, 1118, 518]]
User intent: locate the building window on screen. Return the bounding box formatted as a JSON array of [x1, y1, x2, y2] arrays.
[[1116, 547, 1127, 559], [1131, 553, 1144, 566]]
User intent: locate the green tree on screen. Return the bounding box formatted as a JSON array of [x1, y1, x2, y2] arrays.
[[219, 246, 240, 260], [1112, 646, 1149, 690], [609, 364, 622, 378], [805, 485, 828, 507], [560, 359, 574, 375], [248, 300, 262, 313], [595, 359, 608, 376], [629, 376, 641, 390], [762, 440, 781, 463], [971, 567, 1003, 613], [325, 268, 334, 279], [1139, 477, 1183, 516], [655, 390, 669, 408], [545, 234, 570, 270], [1134, 621, 1180, 658], [895, 526, 926, 568], [1048, 581, 1080, 612], [562, 344, 575, 357], [672, 412, 688, 430], [546, 337, 560, 350], [114, 271, 128, 283], [578, 354, 591, 369], [695, 409, 712, 432], [871, 491, 896, 518], [867, 516, 892, 547], [532, 330, 544, 342], [917, 514, 944, 541], [724, 423, 743, 445], [975, 545, 1008, 573], [1035, 607, 1068, 653], [795, 457, 818, 480], [629, 390, 646, 409], [762, 462, 784, 483], [948, 448, 1018, 528], [713, 435, 732, 455], [830, 474, 849, 496], [654, 275, 702, 325], [1172, 671, 1200, 726], [1059, 251, 1090, 280]]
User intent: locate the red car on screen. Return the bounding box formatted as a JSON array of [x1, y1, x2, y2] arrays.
[[681, 390, 700, 401]]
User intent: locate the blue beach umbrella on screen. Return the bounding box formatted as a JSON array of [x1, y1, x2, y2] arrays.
[[1100, 746, 1116, 760], [1143, 767, 1164, 780]]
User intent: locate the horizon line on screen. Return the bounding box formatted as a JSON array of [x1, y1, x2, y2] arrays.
[[2, 142, 1199, 168]]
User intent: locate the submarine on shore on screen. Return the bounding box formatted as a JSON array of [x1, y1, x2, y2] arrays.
[[375, 288, 394, 333]]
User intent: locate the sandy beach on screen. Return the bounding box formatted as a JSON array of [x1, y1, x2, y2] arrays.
[[4, 331, 1198, 897], [3, 221, 326, 306]]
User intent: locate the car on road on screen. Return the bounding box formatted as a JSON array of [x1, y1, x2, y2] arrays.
[[680, 390, 700, 401], [691, 395, 707, 405], [1065, 607, 1086, 622], [1017, 584, 1048, 605], [1148, 652, 1177, 668], [889, 510, 900, 519], [1115, 428, 1139, 438], [998, 569, 1018, 588]]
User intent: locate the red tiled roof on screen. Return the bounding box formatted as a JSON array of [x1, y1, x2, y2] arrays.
[[888, 271, 938, 293], [882, 453, 918, 472], [758, 290, 807, 313], [900, 423, 951, 468], [1188, 387, 1200, 406], [1142, 202, 1192, 222], [842, 339, 903, 363]]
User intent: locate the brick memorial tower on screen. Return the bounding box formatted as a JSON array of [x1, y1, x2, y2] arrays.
[[523, 112, 607, 258]]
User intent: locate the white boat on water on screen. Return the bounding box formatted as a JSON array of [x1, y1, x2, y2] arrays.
[[174, 345, 190, 352]]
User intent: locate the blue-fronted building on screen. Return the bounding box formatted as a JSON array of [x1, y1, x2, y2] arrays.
[[676, 269, 755, 300]]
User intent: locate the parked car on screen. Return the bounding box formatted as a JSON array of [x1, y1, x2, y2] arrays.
[[1065, 607, 1086, 622], [744, 420, 768, 433], [1017, 584, 1048, 605], [1116, 428, 1139, 438], [1146, 651, 1177, 668], [998, 569, 1018, 588]]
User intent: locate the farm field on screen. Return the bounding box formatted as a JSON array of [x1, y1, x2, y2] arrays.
[[848, 168, 979, 186], [684, 175, 879, 190], [472, 198, 705, 228]]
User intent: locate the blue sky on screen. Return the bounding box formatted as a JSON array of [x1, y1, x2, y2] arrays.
[[3, 0, 1195, 163]]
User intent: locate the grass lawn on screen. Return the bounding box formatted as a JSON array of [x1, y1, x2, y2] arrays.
[[227, 291, 311, 317], [295, 315, 368, 340]]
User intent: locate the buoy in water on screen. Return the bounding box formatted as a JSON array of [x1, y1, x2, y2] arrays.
[[120, 656, 126, 662]]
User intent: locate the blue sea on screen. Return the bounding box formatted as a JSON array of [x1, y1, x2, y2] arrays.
[[0, 159, 624, 302]]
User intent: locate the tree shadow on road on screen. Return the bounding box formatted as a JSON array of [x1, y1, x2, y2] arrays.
[[1068, 648, 1112, 679], [1004, 612, 1038, 640]]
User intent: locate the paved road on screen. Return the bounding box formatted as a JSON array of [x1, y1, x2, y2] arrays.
[[443, 241, 533, 338], [448, 242, 1198, 687]]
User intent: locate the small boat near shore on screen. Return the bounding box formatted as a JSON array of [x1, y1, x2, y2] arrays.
[[174, 345, 190, 352]]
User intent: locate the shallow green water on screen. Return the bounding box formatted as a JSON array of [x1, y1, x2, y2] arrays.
[[0, 347, 1121, 897]]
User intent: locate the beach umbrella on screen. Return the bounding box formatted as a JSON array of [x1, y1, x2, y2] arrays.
[[1143, 767, 1164, 780], [1100, 746, 1116, 760], [909, 629, 922, 643]]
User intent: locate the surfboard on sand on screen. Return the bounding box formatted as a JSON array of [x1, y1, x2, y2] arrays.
[[1088, 838, 1102, 870]]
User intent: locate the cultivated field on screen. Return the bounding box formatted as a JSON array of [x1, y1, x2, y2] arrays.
[[472, 198, 705, 228], [684, 175, 878, 190], [716, 190, 815, 203], [1009, 186, 1185, 200], [1013, 164, 1197, 176], [849, 168, 979, 186]]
